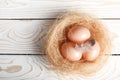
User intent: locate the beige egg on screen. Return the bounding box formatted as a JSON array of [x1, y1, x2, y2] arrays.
[[82, 41, 100, 61], [68, 25, 90, 43], [61, 42, 82, 61]]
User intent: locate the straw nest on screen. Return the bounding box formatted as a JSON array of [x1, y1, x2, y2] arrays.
[[45, 12, 111, 75]]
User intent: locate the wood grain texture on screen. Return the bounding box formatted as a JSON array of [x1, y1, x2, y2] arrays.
[[0, 20, 54, 54], [0, 55, 119, 80], [0, 0, 120, 19], [0, 20, 119, 54], [0, 0, 120, 79]]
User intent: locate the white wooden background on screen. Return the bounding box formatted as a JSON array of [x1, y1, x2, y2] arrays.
[[0, 0, 120, 80]]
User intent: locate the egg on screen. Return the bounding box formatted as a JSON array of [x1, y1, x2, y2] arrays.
[[68, 25, 90, 43], [61, 42, 82, 61], [82, 41, 100, 61]]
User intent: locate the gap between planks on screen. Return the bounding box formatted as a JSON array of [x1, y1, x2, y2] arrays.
[[0, 53, 119, 56], [0, 18, 120, 20]]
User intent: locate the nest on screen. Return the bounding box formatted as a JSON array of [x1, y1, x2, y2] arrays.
[[45, 12, 111, 75]]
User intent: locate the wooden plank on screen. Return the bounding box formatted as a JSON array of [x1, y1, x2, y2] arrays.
[[0, 20, 119, 54], [0, 20, 54, 54], [0, 55, 119, 80], [0, 0, 120, 19]]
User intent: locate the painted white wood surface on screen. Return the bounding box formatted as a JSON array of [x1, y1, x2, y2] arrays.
[[0, 0, 120, 19], [0, 20, 53, 54], [0, 55, 120, 80], [0, 0, 120, 80], [0, 20, 119, 54]]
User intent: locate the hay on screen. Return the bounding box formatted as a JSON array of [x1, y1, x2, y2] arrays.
[[45, 12, 111, 75]]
